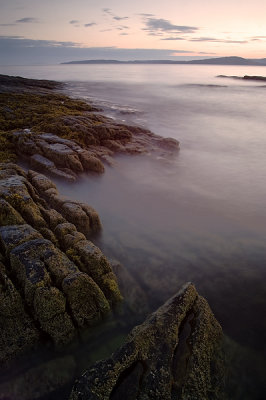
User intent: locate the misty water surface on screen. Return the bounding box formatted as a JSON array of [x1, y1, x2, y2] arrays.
[[2, 64, 266, 397]]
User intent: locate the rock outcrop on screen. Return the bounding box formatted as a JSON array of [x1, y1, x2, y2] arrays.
[[70, 283, 224, 400], [0, 163, 122, 366], [12, 127, 179, 180]]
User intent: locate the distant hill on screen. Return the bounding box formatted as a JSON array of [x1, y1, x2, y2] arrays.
[[61, 56, 266, 66]]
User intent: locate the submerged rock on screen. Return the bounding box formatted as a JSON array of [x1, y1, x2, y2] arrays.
[[0, 355, 76, 400], [70, 283, 224, 400]]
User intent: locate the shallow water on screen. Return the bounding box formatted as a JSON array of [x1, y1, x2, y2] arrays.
[[1, 64, 266, 397]]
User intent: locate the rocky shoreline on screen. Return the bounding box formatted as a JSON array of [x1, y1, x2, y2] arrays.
[[0, 75, 225, 399], [0, 74, 180, 179]]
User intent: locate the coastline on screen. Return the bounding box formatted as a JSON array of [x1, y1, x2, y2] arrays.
[[1, 74, 264, 399]]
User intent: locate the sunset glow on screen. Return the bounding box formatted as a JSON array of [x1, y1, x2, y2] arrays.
[[1, 1, 266, 63]]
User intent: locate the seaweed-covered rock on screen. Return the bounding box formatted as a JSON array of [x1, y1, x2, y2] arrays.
[[0, 224, 42, 255], [70, 240, 122, 304], [62, 272, 110, 327], [0, 169, 46, 228], [70, 283, 224, 400], [0, 163, 122, 364], [0, 198, 25, 226], [0, 262, 40, 366], [55, 222, 86, 250], [28, 170, 102, 236], [55, 223, 121, 306], [33, 286, 75, 347]]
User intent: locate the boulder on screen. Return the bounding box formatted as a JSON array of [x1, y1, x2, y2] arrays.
[[70, 283, 224, 400]]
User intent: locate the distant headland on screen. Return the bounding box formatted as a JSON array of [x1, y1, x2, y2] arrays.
[[61, 56, 266, 66]]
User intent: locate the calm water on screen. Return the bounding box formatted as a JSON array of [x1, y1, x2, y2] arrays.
[[2, 64, 266, 397]]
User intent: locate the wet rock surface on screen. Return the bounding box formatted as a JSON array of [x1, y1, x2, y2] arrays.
[[70, 283, 224, 400], [0, 163, 121, 366], [12, 127, 180, 180]]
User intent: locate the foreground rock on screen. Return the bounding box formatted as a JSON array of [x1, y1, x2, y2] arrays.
[[70, 283, 224, 400], [0, 163, 121, 366]]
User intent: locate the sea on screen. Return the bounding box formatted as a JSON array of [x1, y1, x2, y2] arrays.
[[1, 64, 266, 398]]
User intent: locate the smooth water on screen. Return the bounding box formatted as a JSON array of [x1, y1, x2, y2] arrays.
[[2, 64, 266, 396]]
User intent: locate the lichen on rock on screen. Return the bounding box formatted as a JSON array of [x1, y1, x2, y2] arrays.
[[0, 163, 122, 364], [70, 283, 224, 400]]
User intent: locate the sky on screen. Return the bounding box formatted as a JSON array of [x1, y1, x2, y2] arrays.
[[0, 0, 266, 64]]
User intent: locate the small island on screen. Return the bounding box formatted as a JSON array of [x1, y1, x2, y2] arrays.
[[61, 56, 266, 66]]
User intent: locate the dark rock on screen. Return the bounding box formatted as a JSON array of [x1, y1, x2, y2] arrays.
[[71, 240, 122, 304], [0, 198, 25, 226], [40, 208, 66, 230], [33, 286, 75, 347], [102, 139, 126, 152], [28, 170, 102, 236], [62, 272, 110, 327], [0, 261, 40, 366], [0, 355, 76, 400], [159, 136, 180, 150], [0, 224, 42, 255], [30, 153, 55, 170], [243, 75, 266, 81], [110, 260, 149, 315], [70, 283, 224, 400], [55, 222, 86, 250], [0, 171, 47, 229], [37, 141, 84, 173], [79, 151, 105, 173], [0, 163, 122, 363]]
